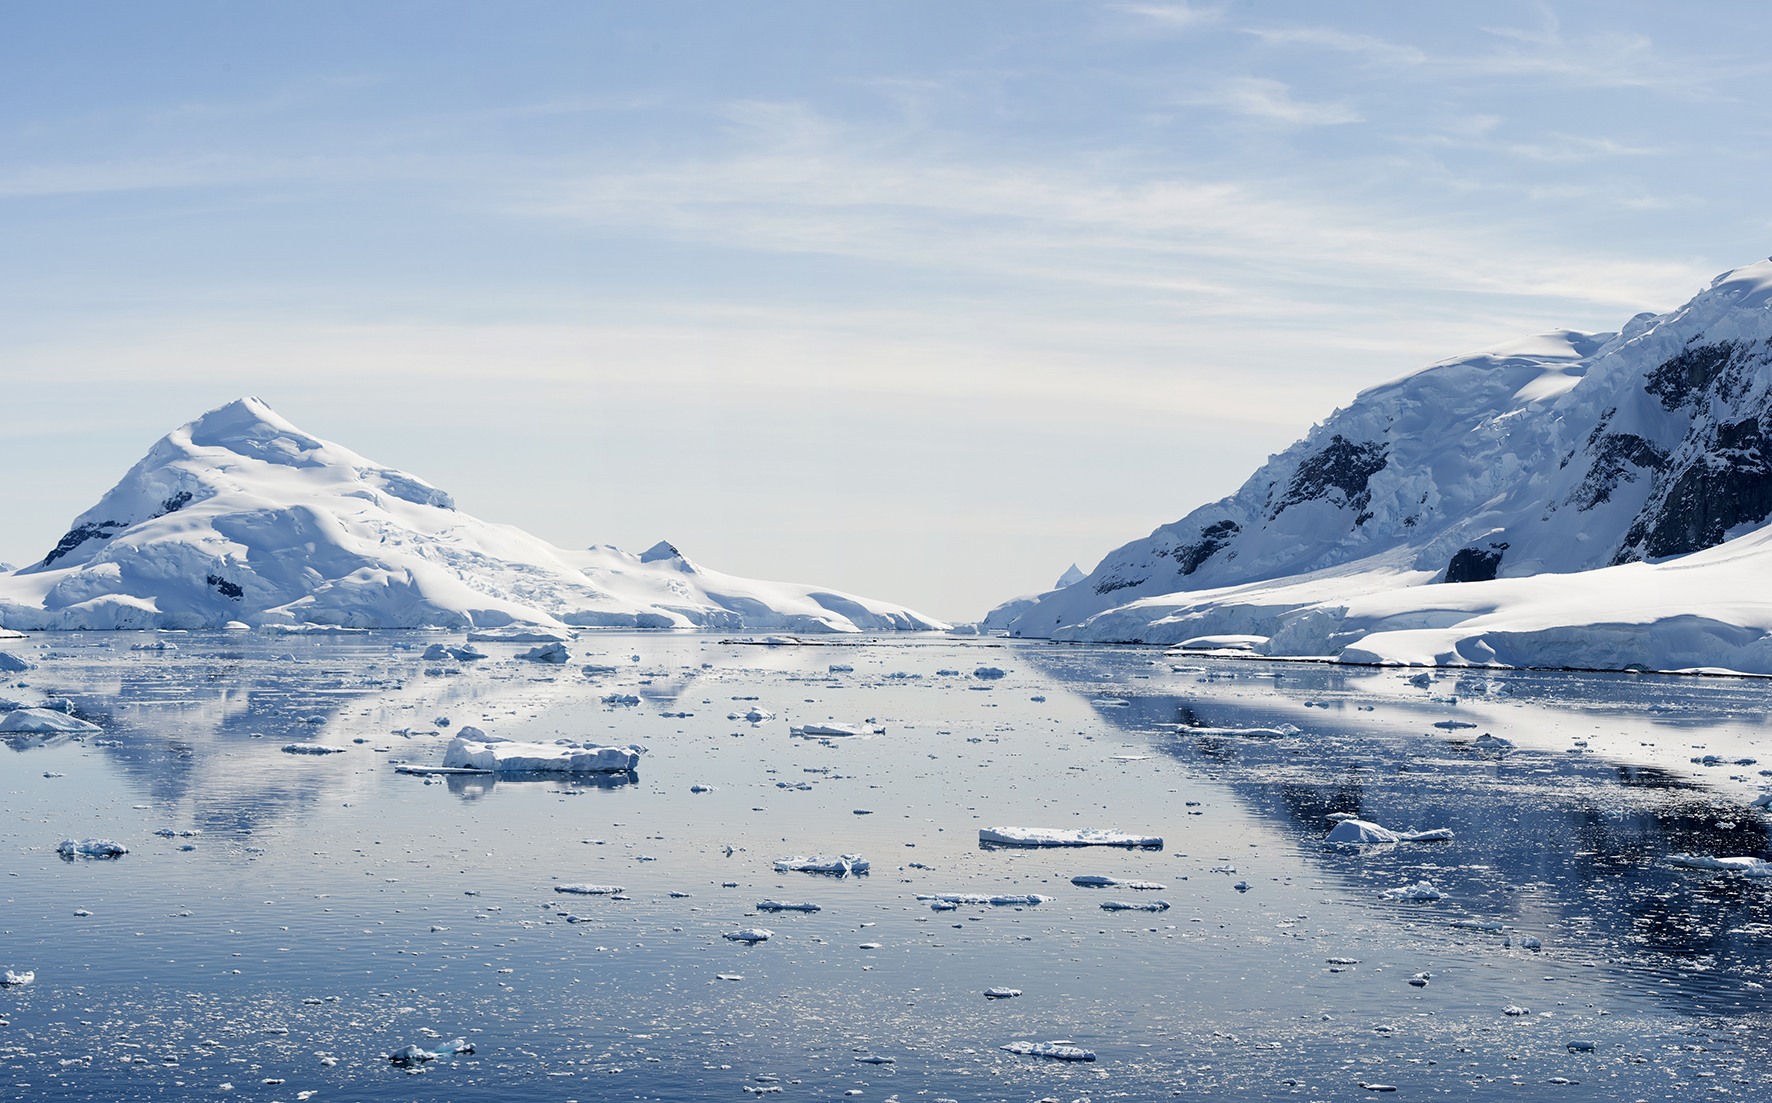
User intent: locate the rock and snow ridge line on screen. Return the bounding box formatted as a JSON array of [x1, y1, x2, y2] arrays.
[[998, 258, 1772, 676], [0, 397, 947, 634]]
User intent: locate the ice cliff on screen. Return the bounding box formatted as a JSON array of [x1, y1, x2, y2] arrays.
[[0, 398, 945, 632], [1002, 258, 1772, 673]]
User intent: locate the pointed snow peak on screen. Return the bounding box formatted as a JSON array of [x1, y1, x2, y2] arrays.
[[180, 397, 324, 464], [639, 540, 683, 563], [1703, 257, 1772, 310], [1054, 564, 1085, 589]]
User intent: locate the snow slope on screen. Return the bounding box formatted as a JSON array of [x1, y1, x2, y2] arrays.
[[1003, 259, 1772, 673], [0, 398, 946, 633]]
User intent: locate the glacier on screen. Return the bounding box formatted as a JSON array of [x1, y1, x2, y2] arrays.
[[1000, 258, 1772, 675], [0, 398, 946, 633]]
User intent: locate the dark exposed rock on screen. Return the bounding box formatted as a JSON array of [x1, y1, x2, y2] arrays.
[[1093, 573, 1147, 596], [1644, 341, 1747, 411], [1567, 432, 1667, 510], [1272, 435, 1388, 519], [1624, 417, 1772, 560], [1444, 543, 1507, 584], [41, 521, 127, 567], [152, 490, 194, 518], [1175, 520, 1240, 576], [206, 573, 244, 600]]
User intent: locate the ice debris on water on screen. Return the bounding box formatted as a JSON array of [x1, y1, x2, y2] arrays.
[[757, 901, 820, 912], [854, 1055, 894, 1064], [1, 970, 33, 987], [984, 987, 1022, 999], [1503, 1005, 1530, 1016], [518, 641, 570, 663], [775, 854, 869, 875], [725, 928, 773, 942], [916, 893, 1052, 907], [1668, 854, 1772, 876], [1324, 819, 1454, 845], [389, 1038, 473, 1065], [1100, 899, 1171, 912], [794, 723, 860, 737], [1380, 880, 1443, 901], [1071, 876, 1166, 889], [554, 884, 624, 895], [1472, 733, 1513, 751], [1000, 1040, 1095, 1061], [444, 733, 643, 773], [979, 826, 1162, 848], [57, 838, 128, 858], [280, 743, 346, 755]]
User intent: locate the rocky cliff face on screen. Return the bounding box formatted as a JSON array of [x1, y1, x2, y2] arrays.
[[1004, 259, 1772, 639]]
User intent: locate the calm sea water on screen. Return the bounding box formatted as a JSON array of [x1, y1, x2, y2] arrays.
[[4, 630, 1772, 1101]]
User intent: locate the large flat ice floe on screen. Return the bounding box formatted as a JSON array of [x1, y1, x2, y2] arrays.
[[979, 826, 1163, 848], [774, 855, 869, 875], [442, 732, 644, 773], [0, 397, 948, 633]]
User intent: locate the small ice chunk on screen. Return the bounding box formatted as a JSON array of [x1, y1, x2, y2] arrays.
[[0, 970, 33, 986], [57, 838, 128, 858], [757, 901, 820, 912], [0, 651, 31, 672], [980, 826, 1162, 848], [1520, 936, 1542, 950], [796, 723, 859, 737], [1000, 1040, 1095, 1061], [422, 643, 449, 661], [690, 784, 716, 793], [775, 855, 869, 875], [281, 744, 346, 755], [1668, 854, 1772, 876], [973, 666, 1007, 680], [1502, 1005, 1530, 1016], [554, 883, 625, 895], [518, 642, 570, 663], [854, 1055, 894, 1064], [724, 928, 773, 942], [444, 735, 642, 773], [1325, 819, 1399, 844], [1472, 733, 1513, 751], [984, 986, 1021, 999], [1070, 876, 1166, 889], [915, 893, 1052, 906], [1380, 880, 1443, 901], [1100, 899, 1170, 912]]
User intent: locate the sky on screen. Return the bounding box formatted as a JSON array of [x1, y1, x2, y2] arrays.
[[3, 1, 1770, 621]]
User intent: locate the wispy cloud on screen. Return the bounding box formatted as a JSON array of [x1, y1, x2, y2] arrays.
[[1187, 76, 1361, 125], [1113, 3, 1225, 32]]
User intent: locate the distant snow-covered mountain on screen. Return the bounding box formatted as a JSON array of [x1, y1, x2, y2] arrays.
[[0, 398, 946, 633], [1000, 258, 1772, 673]]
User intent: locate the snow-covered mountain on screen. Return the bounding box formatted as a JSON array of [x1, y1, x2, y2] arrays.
[[1001, 258, 1772, 673], [0, 398, 946, 633]]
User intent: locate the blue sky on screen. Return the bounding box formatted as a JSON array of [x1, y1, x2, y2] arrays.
[[3, 1, 1769, 619]]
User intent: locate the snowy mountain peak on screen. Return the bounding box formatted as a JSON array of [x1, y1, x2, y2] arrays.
[[1054, 563, 1085, 589], [1000, 257, 1772, 673], [1, 399, 944, 633]]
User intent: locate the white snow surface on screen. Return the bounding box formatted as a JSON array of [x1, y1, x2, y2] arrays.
[[0, 398, 946, 633], [1004, 260, 1772, 675], [442, 735, 643, 773]]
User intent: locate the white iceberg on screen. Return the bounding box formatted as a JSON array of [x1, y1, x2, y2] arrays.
[[0, 708, 101, 734], [724, 928, 773, 943], [1001, 1041, 1095, 1061], [554, 883, 624, 895], [442, 735, 644, 773], [1668, 854, 1772, 876], [518, 642, 570, 663], [58, 838, 128, 858], [1324, 819, 1454, 844], [0, 652, 31, 672], [756, 901, 820, 912], [774, 855, 869, 875], [979, 826, 1162, 848], [1380, 880, 1444, 901], [0, 970, 33, 987], [984, 986, 1022, 999]]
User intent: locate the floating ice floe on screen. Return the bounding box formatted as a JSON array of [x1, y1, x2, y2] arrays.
[[1100, 899, 1171, 912], [554, 884, 624, 895], [280, 744, 346, 756], [916, 893, 1052, 907], [794, 723, 860, 737], [1471, 733, 1513, 751], [757, 901, 820, 912], [774, 855, 869, 875], [1070, 876, 1166, 889], [58, 838, 128, 858], [0, 652, 32, 672], [735, 707, 774, 723], [828, 664, 853, 673], [1668, 854, 1772, 876], [1380, 880, 1444, 901], [724, 928, 773, 943], [984, 987, 1021, 999], [1184, 725, 1296, 739], [0, 708, 101, 734], [1324, 819, 1454, 845], [130, 640, 177, 651], [689, 784, 716, 793], [1503, 1005, 1530, 1017], [602, 694, 641, 706], [389, 1038, 473, 1065], [442, 734, 643, 773], [980, 826, 1162, 848], [1001, 1040, 1095, 1061], [518, 642, 570, 663], [1, 970, 33, 986]]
